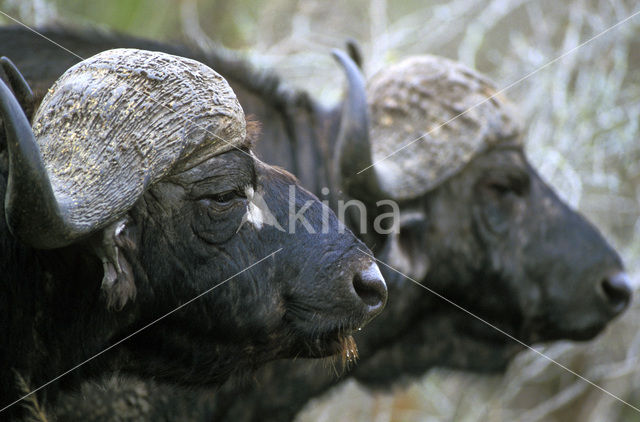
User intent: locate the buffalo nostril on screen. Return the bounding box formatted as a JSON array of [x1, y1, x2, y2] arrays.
[[353, 263, 387, 310], [599, 272, 632, 314]]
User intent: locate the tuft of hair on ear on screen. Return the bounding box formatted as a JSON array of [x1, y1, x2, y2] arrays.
[[245, 115, 262, 149], [101, 251, 136, 310], [91, 218, 137, 311]]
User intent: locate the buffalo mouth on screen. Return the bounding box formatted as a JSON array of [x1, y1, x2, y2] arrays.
[[560, 324, 607, 341], [460, 311, 611, 360], [439, 311, 527, 370], [285, 302, 367, 363], [523, 315, 610, 344]]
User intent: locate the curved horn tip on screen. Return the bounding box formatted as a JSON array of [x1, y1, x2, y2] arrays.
[[330, 48, 342, 62], [0, 78, 73, 249], [331, 47, 385, 203], [345, 38, 363, 69], [331, 49, 353, 71], [0, 56, 35, 113], [331, 49, 366, 101]]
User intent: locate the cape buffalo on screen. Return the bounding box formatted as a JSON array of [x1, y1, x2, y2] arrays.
[[198, 53, 633, 422], [0, 49, 386, 421], [0, 26, 631, 421]]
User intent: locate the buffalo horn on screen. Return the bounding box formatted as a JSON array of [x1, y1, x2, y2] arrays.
[[332, 49, 385, 204], [0, 73, 79, 248]]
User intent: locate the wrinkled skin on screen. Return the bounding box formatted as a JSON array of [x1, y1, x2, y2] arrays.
[[0, 104, 385, 419], [0, 26, 628, 421], [55, 146, 629, 422]]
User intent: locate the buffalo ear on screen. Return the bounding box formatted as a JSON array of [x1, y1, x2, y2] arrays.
[[382, 212, 430, 281], [90, 217, 136, 310]]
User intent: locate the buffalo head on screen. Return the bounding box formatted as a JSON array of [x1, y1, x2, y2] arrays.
[[0, 49, 386, 416], [336, 54, 630, 382]]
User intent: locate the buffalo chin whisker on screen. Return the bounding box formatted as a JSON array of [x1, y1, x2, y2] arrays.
[[327, 334, 359, 376], [340, 334, 359, 368]]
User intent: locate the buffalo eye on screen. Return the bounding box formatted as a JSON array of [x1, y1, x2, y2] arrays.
[[212, 190, 243, 205], [198, 189, 247, 208], [476, 170, 530, 236], [485, 172, 530, 197]]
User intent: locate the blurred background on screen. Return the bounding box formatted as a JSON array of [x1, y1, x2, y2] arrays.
[[1, 0, 639, 420]]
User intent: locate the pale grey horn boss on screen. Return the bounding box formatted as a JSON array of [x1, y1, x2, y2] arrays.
[[3, 49, 246, 249]]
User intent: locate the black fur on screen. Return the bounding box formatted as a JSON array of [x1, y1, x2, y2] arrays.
[[0, 104, 378, 420]]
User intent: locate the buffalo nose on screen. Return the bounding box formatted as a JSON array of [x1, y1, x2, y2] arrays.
[[599, 272, 632, 315], [353, 263, 387, 316]]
